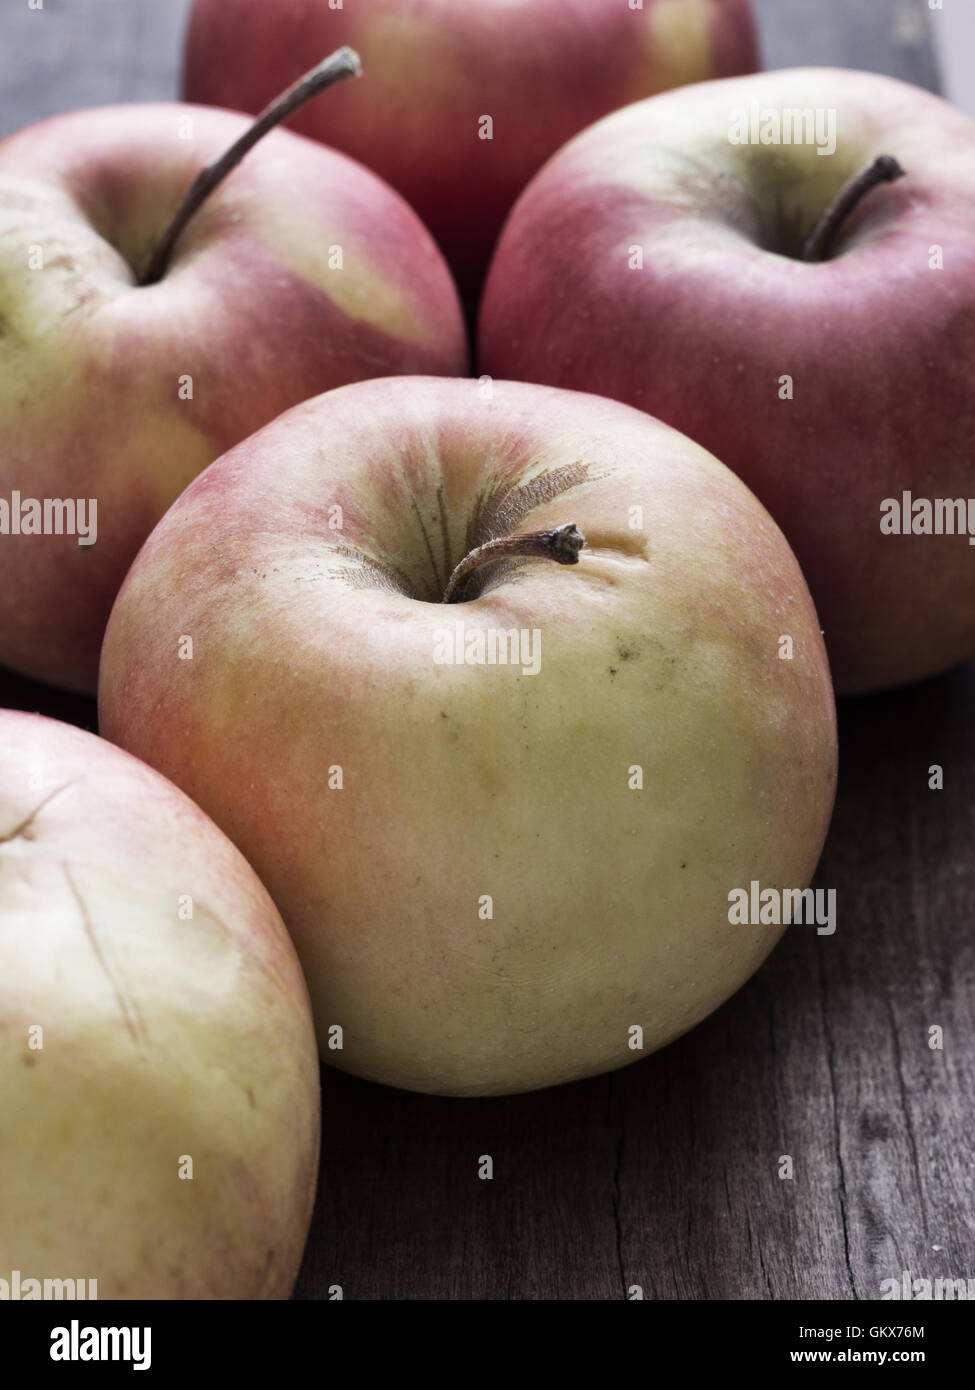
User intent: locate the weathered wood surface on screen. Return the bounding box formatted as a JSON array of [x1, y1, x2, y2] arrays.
[[2, 0, 972, 1301]]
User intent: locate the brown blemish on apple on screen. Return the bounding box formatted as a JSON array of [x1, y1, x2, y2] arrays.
[[62, 860, 147, 1052], [0, 780, 81, 845], [616, 639, 643, 663]]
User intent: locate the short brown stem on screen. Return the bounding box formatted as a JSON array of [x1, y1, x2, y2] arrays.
[[139, 47, 361, 286], [442, 523, 585, 604], [802, 154, 905, 264]]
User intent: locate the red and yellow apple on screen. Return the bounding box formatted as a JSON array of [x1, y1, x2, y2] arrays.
[[99, 376, 837, 1097], [182, 0, 760, 301], [0, 101, 466, 693], [0, 710, 320, 1298], [479, 67, 975, 693]]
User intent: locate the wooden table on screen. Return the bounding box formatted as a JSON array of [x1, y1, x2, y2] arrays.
[[1, 0, 970, 1301]]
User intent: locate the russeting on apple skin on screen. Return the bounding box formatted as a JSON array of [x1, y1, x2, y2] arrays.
[[182, 0, 760, 302], [0, 103, 467, 694], [0, 710, 320, 1299], [479, 67, 975, 694], [99, 376, 838, 1098]]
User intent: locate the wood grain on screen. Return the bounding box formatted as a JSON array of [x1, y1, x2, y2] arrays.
[[1, 0, 972, 1301]]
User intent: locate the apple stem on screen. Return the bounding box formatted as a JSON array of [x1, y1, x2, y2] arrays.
[[441, 523, 585, 604], [138, 46, 362, 286], [801, 154, 905, 264]]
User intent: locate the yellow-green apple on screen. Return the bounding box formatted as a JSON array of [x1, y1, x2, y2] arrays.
[[182, 0, 760, 302], [0, 710, 319, 1298], [0, 79, 466, 694], [99, 376, 837, 1097], [479, 67, 975, 694]]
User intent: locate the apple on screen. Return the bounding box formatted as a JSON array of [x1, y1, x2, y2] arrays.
[[182, 0, 760, 303], [478, 67, 975, 695], [0, 709, 320, 1299], [0, 73, 466, 695], [98, 375, 837, 1097]]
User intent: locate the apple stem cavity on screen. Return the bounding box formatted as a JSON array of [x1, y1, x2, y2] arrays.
[[802, 154, 905, 264], [441, 522, 585, 604], [138, 46, 362, 286]]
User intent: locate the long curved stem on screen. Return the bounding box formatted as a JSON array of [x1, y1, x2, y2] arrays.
[[139, 47, 361, 286]]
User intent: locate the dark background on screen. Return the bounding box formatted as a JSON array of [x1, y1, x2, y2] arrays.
[[1, 0, 972, 1299]]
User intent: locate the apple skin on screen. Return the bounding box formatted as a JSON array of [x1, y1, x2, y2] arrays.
[[182, 0, 759, 302], [479, 67, 975, 695], [99, 376, 837, 1097], [0, 710, 320, 1299], [0, 103, 466, 695]]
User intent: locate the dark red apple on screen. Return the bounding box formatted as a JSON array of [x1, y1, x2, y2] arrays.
[[479, 67, 975, 693], [182, 0, 760, 302]]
